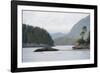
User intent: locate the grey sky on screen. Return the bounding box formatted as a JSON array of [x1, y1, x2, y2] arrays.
[[22, 10, 89, 34]]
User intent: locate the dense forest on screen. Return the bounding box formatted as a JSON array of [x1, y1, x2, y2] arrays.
[[22, 24, 54, 47]]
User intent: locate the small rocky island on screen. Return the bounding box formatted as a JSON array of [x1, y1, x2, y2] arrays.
[[73, 26, 90, 49], [34, 47, 58, 52], [72, 43, 90, 49]]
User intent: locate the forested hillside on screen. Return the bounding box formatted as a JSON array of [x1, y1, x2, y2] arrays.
[[22, 24, 54, 47]]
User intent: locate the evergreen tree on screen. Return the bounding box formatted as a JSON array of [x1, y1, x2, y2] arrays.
[[80, 26, 87, 40], [86, 32, 90, 45]]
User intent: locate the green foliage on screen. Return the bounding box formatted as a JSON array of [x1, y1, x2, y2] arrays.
[[76, 38, 86, 45], [80, 26, 87, 40], [22, 24, 54, 46], [86, 32, 90, 45], [76, 26, 90, 46], [83, 26, 87, 32]]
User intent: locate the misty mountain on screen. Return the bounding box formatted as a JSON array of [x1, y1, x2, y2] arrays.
[[67, 15, 90, 39], [50, 32, 66, 40], [54, 15, 90, 45]]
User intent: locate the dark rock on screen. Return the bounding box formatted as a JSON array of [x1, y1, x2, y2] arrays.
[[34, 47, 58, 52]]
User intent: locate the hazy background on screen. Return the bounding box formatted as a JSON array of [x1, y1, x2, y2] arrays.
[[22, 10, 89, 34]]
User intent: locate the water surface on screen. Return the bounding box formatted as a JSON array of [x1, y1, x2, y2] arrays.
[[22, 45, 90, 62]]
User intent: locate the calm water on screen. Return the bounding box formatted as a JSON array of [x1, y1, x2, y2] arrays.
[[22, 45, 90, 62]]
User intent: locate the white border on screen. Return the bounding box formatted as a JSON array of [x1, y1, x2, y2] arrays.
[[17, 5, 94, 68]]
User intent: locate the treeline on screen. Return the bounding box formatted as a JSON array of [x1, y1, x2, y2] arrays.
[[77, 26, 90, 45], [74, 26, 90, 49], [22, 24, 54, 47]]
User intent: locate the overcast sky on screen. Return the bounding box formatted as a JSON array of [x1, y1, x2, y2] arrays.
[[22, 10, 89, 34]]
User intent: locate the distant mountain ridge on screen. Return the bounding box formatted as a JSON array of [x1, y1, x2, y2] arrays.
[[50, 32, 66, 40], [54, 15, 90, 45]]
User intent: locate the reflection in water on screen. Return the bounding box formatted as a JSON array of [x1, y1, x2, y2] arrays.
[[22, 45, 90, 62]]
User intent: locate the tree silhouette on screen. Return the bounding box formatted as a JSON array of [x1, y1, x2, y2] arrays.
[[80, 26, 87, 40], [86, 32, 90, 45]]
